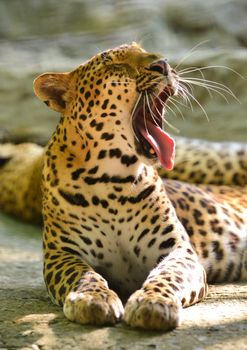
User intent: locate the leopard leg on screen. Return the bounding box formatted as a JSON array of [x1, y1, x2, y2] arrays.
[[124, 243, 207, 331], [0, 143, 43, 223], [43, 248, 124, 325]]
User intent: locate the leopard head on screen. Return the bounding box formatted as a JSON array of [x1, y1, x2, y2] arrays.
[[34, 42, 178, 170]]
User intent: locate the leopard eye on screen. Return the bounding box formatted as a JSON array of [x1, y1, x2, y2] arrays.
[[149, 60, 169, 76], [101, 52, 113, 63], [107, 63, 135, 76]]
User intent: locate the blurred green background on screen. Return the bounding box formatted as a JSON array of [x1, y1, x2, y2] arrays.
[[0, 0, 246, 144]]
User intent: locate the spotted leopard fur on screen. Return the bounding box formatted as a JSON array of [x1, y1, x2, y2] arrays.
[[161, 137, 247, 186], [0, 43, 246, 331]]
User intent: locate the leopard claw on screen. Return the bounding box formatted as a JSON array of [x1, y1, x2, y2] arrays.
[[63, 289, 124, 325], [123, 289, 181, 331]]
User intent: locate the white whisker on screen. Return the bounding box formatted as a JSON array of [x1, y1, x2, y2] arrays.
[[177, 85, 194, 111], [150, 92, 181, 132], [169, 95, 190, 109], [131, 93, 143, 142], [179, 80, 230, 103], [179, 77, 240, 103], [178, 66, 201, 74], [131, 93, 142, 120], [179, 83, 210, 121], [143, 95, 149, 136], [174, 40, 210, 70], [145, 91, 160, 127], [179, 76, 235, 92], [152, 80, 190, 110], [179, 65, 245, 80]]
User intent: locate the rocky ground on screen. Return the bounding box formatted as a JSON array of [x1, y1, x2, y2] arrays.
[[0, 212, 247, 350]]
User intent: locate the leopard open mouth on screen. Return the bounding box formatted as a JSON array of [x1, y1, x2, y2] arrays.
[[132, 86, 176, 170]]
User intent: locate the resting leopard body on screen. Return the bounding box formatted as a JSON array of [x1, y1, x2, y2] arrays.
[[0, 43, 246, 331]]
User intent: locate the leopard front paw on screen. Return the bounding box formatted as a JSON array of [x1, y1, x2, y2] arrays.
[[63, 288, 124, 325], [123, 289, 181, 331]]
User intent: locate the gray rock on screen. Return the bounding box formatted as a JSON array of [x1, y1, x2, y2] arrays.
[[0, 0, 246, 143]]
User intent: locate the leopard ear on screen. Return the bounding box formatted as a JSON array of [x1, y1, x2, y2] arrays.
[[33, 72, 73, 113]]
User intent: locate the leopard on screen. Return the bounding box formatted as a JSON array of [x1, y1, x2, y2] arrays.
[[0, 42, 246, 331]]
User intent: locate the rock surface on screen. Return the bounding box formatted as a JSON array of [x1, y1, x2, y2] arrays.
[[0, 0, 246, 144]]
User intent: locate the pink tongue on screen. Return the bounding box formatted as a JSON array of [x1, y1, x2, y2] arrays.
[[140, 120, 175, 170]]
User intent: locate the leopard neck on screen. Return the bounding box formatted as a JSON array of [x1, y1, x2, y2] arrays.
[[44, 111, 164, 197]]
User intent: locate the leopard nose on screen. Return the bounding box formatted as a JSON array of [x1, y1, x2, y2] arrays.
[[149, 60, 170, 76]]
